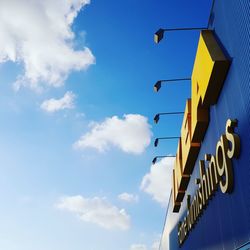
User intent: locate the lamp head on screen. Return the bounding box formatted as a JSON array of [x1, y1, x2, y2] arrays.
[[152, 157, 157, 165], [154, 138, 159, 147], [154, 29, 165, 43], [154, 81, 162, 92], [154, 114, 160, 124]]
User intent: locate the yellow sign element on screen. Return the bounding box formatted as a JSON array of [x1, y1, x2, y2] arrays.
[[178, 119, 240, 245], [172, 138, 189, 212], [191, 30, 230, 142], [172, 30, 231, 213]]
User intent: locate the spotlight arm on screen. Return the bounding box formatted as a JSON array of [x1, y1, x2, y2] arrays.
[[152, 155, 176, 165]]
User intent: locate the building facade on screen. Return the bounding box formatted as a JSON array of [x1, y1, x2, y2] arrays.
[[160, 1, 250, 249]]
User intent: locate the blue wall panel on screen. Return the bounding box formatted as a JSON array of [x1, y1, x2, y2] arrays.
[[161, 0, 250, 249]]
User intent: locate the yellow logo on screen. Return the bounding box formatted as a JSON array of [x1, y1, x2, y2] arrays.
[[172, 30, 231, 212]]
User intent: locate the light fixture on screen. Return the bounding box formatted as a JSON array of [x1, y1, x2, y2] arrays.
[[154, 27, 207, 43], [154, 78, 191, 92], [152, 155, 176, 165], [154, 113, 160, 124], [154, 112, 184, 124], [154, 137, 179, 147]]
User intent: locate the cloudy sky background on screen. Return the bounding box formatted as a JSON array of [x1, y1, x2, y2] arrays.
[[0, 0, 211, 249]]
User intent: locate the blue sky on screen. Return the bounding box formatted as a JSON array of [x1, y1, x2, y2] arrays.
[[0, 1, 211, 249]]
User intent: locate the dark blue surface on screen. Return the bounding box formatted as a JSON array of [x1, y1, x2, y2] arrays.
[[163, 0, 250, 249]]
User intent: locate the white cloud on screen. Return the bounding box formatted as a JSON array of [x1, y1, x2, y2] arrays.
[[130, 240, 160, 250], [55, 195, 131, 230], [130, 244, 147, 250], [118, 193, 138, 203], [41, 91, 76, 113], [74, 114, 152, 154], [140, 157, 174, 207], [0, 0, 95, 91], [130, 235, 161, 250], [151, 239, 160, 250]]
